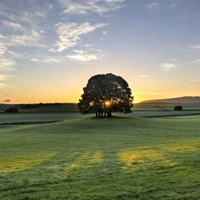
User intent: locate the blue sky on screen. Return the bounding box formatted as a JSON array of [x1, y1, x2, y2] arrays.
[[0, 0, 200, 103]]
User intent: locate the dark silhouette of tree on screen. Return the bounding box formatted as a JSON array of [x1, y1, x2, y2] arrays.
[[5, 107, 18, 113], [78, 73, 133, 117], [174, 105, 183, 111]]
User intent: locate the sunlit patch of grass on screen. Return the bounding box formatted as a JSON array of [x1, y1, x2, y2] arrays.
[[66, 152, 90, 172], [89, 151, 102, 164], [164, 144, 197, 153], [163, 140, 200, 153], [0, 152, 57, 173], [60, 151, 102, 178], [118, 148, 176, 172]]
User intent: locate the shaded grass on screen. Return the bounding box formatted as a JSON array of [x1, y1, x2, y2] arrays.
[[0, 116, 200, 199]]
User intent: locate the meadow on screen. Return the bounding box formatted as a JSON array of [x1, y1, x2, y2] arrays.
[[1, 114, 200, 199]]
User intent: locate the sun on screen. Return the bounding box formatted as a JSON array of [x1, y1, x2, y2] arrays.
[[105, 100, 111, 107]]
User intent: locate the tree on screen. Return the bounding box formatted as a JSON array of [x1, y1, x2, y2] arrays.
[[174, 105, 183, 111], [78, 73, 133, 117], [5, 107, 18, 113]]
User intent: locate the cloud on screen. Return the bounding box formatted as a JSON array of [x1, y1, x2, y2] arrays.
[[67, 49, 102, 62], [50, 22, 107, 52], [48, 4, 53, 10], [102, 31, 107, 35], [0, 40, 16, 71], [168, 58, 177, 62], [192, 59, 200, 65], [30, 56, 63, 63], [181, 84, 200, 91], [0, 44, 7, 56], [139, 75, 149, 78], [0, 42, 16, 71], [3, 99, 11, 102], [169, 3, 177, 9], [161, 63, 177, 71], [59, 0, 125, 15], [0, 74, 9, 81], [189, 45, 200, 49], [0, 83, 6, 88], [0, 57, 16, 71], [9, 30, 43, 47], [1, 20, 25, 31], [139, 92, 162, 95], [147, 2, 159, 10]]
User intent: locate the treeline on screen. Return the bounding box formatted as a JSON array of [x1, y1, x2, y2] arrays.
[[20, 103, 62, 109]]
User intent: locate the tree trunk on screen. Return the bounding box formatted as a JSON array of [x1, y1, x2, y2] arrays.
[[107, 110, 112, 117]]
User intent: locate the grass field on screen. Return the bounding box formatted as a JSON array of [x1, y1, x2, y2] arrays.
[[0, 113, 88, 124], [1, 115, 200, 199]]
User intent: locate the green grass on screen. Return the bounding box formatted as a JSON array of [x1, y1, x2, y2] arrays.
[[0, 116, 200, 199], [0, 113, 88, 124]]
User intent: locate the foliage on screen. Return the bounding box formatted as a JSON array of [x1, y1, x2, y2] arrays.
[[78, 73, 133, 117], [4, 107, 18, 113], [174, 105, 183, 111], [20, 103, 62, 109]]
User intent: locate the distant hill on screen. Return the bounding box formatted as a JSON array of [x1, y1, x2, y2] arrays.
[[139, 96, 200, 104]]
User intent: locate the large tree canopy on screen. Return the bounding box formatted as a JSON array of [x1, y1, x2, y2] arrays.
[[78, 73, 133, 117]]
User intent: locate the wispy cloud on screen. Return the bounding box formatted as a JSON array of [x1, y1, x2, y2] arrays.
[[102, 31, 107, 35], [67, 49, 102, 62], [0, 83, 6, 88], [192, 59, 200, 65], [1, 20, 25, 31], [169, 3, 177, 9], [50, 22, 107, 52], [30, 56, 63, 64], [9, 30, 43, 47], [189, 45, 200, 49], [138, 92, 163, 95], [3, 99, 11, 103], [0, 83, 14, 89], [0, 39, 16, 72], [161, 63, 177, 71], [181, 84, 200, 91], [139, 75, 149, 78], [59, 0, 125, 15], [0, 74, 9, 81], [147, 2, 159, 10], [168, 58, 177, 62], [0, 57, 16, 71]]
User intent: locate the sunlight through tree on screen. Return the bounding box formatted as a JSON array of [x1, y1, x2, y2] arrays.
[[78, 73, 133, 117]]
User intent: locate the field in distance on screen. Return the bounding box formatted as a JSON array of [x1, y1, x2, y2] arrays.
[[0, 96, 200, 114], [1, 116, 200, 199]]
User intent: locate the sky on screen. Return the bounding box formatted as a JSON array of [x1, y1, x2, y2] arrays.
[[0, 0, 200, 104]]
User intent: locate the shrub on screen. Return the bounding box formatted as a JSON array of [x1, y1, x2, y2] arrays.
[[5, 107, 19, 113], [174, 105, 183, 111]]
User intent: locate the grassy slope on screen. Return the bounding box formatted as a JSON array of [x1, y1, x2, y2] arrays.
[[0, 113, 88, 124], [0, 116, 200, 199]]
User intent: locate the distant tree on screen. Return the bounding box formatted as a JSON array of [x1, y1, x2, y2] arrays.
[[5, 107, 18, 113], [78, 73, 133, 117], [174, 105, 183, 111]]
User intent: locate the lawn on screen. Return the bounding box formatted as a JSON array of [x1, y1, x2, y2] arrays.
[[0, 116, 200, 199]]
